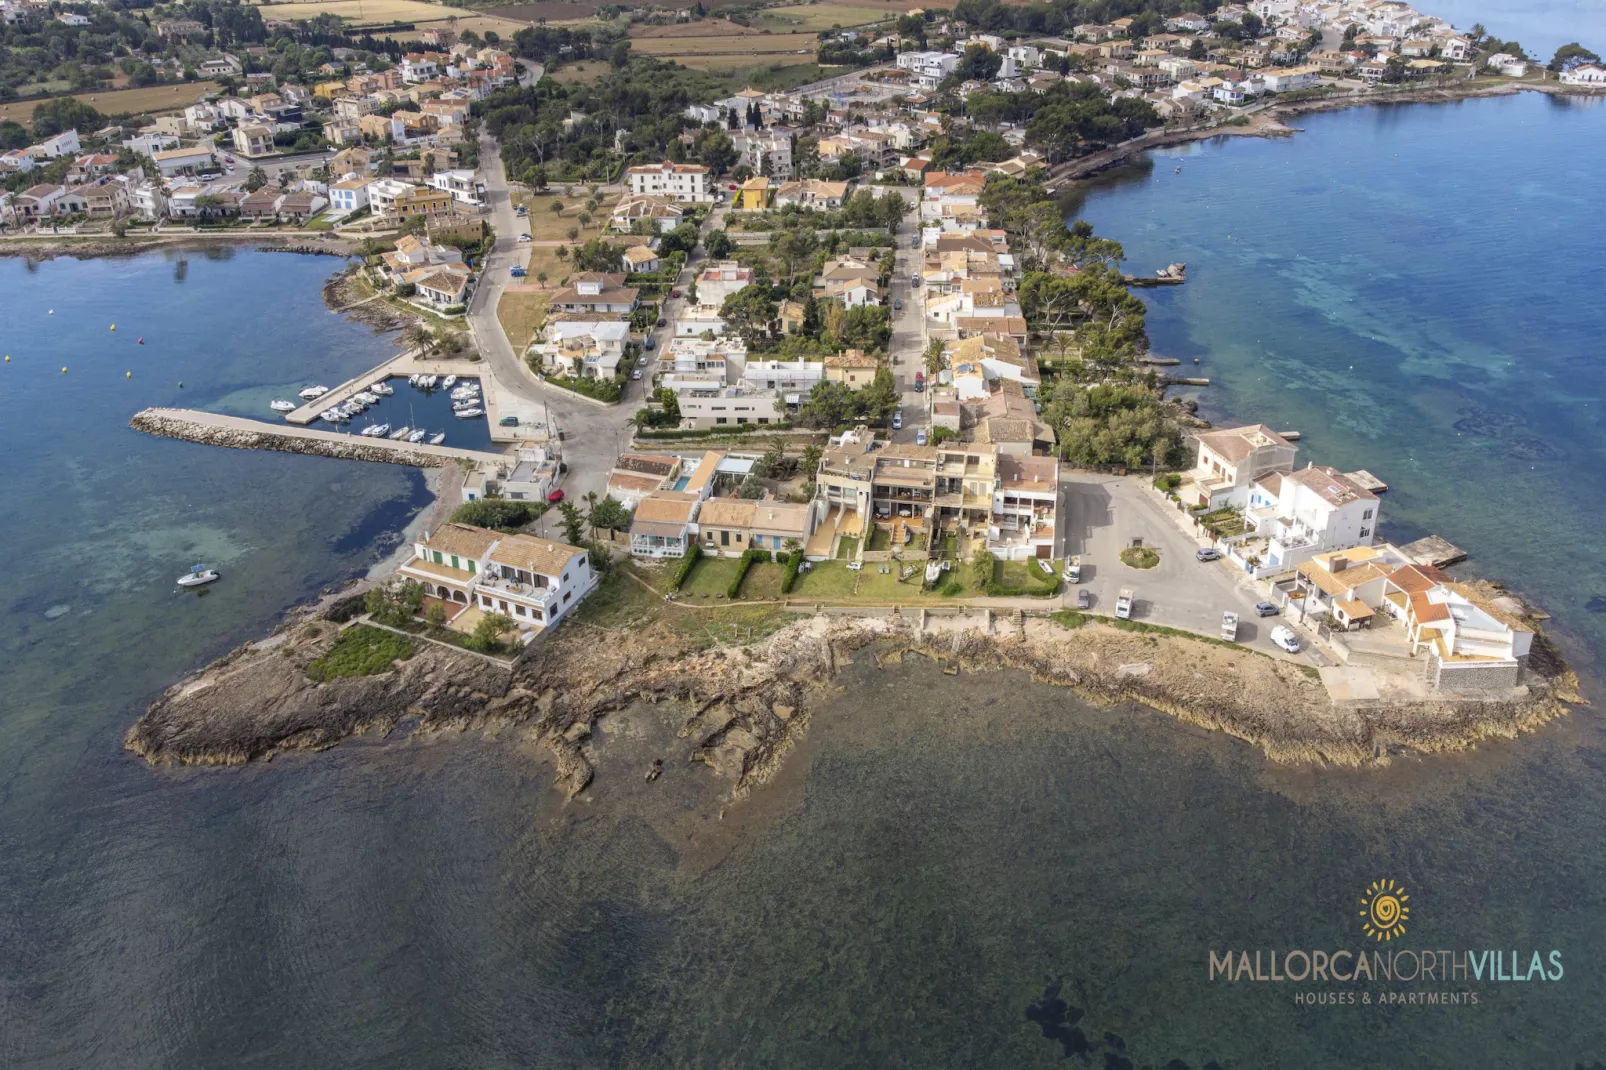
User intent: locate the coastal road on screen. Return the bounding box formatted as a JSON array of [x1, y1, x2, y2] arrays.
[[465, 132, 629, 502], [1060, 472, 1300, 658]]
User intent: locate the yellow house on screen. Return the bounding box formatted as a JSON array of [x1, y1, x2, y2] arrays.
[[315, 79, 348, 99], [735, 176, 772, 211], [823, 349, 880, 389]]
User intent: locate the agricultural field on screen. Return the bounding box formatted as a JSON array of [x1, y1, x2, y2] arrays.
[[629, 30, 820, 57], [256, 0, 457, 24], [627, 17, 750, 37], [479, 0, 599, 18], [0, 81, 222, 124], [381, 14, 530, 40], [754, 2, 906, 31]]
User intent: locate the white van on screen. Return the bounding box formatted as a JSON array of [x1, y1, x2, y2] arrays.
[[1270, 625, 1302, 654]]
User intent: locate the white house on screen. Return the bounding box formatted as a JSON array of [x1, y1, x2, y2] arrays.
[[1560, 63, 1606, 86], [531, 318, 630, 380], [629, 491, 702, 558], [399, 523, 598, 636], [425, 168, 485, 208], [327, 176, 371, 214], [694, 262, 755, 308], [1261, 65, 1320, 92], [1242, 464, 1379, 571], [626, 161, 712, 203], [150, 145, 216, 177], [30, 129, 80, 158], [1181, 424, 1299, 509], [1485, 52, 1528, 77]]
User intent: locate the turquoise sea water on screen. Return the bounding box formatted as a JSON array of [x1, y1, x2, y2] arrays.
[[1072, 91, 1606, 678], [4, 98, 1606, 1069]]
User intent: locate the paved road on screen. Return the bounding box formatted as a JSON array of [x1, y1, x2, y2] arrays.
[[1060, 472, 1307, 659], [465, 132, 628, 502], [884, 189, 928, 444]]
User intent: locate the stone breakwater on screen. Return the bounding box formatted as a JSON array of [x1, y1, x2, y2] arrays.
[[130, 408, 500, 469], [127, 606, 1580, 801]]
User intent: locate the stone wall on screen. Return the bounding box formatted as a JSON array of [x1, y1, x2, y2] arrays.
[[131, 409, 457, 469], [1427, 650, 1522, 696]]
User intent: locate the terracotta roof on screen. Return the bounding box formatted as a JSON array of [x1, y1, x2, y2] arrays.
[[696, 498, 757, 529], [1196, 424, 1294, 465], [422, 523, 498, 560], [487, 533, 586, 577], [632, 491, 699, 525], [615, 453, 678, 477], [1285, 464, 1377, 506], [998, 454, 1056, 491], [1387, 563, 1449, 594], [751, 502, 810, 537]]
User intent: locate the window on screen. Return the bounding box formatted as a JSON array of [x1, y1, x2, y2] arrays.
[[432, 550, 443, 564], [1363, 509, 1373, 519], [716, 417, 728, 425], [563, 592, 571, 604], [1359, 528, 1371, 539], [467, 560, 476, 574], [450, 555, 459, 570], [757, 417, 769, 425], [511, 492, 524, 500]]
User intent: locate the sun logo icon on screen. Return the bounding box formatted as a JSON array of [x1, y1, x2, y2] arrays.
[[1360, 879, 1410, 942]]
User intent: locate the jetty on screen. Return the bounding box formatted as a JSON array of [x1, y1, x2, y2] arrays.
[[1124, 263, 1187, 288], [1344, 469, 1388, 493], [131, 408, 510, 469], [284, 349, 484, 427], [1399, 535, 1467, 569]]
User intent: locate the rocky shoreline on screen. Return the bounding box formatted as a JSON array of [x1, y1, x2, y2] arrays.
[[125, 604, 1582, 799]]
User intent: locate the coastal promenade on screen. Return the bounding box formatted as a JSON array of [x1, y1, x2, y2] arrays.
[[131, 408, 510, 468]]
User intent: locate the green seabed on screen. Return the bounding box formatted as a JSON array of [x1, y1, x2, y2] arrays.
[[3, 97, 1606, 1067]]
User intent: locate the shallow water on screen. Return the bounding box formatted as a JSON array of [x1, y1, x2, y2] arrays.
[[4, 99, 1606, 1068]]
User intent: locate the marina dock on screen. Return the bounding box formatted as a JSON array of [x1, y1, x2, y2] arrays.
[[132, 408, 511, 469], [284, 350, 549, 443]]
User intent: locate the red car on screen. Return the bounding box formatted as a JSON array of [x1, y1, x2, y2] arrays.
[[670, 288, 681, 299], [546, 488, 565, 504]]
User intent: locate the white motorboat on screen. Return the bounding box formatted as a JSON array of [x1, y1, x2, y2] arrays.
[[270, 399, 296, 412], [353, 392, 379, 405], [388, 425, 411, 440], [320, 409, 341, 422], [299, 385, 329, 399], [422, 375, 438, 389], [370, 381, 394, 395], [454, 407, 484, 419], [176, 564, 220, 588], [363, 423, 390, 437], [407, 374, 420, 386], [427, 432, 446, 445], [450, 389, 479, 402], [442, 374, 457, 388], [407, 429, 427, 443]]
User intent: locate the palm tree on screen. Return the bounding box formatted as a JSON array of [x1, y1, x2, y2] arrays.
[[585, 491, 600, 539], [402, 323, 433, 354]]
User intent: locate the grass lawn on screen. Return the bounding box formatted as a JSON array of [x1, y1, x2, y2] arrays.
[[630, 31, 819, 56], [790, 560, 860, 600], [998, 560, 1060, 595], [573, 566, 797, 648], [852, 563, 930, 601], [834, 535, 859, 560], [546, 60, 608, 85], [511, 191, 620, 241], [306, 624, 415, 681], [497, 288, 550, 351], [0, 80, 222, 124], [867, 525, 891, 551], [680, 555, 744, 599], [740, 562, 788, 600]]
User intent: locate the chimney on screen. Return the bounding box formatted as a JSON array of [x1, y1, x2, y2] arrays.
[[1331, 556, 1348, 573]]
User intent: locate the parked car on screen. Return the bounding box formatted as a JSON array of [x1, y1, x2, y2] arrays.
[[656, 317, 666, 327], [499, 415, 519, 426], [910, 275, 921, 288], [1195, 547, 1222, 562], [631, 370, 642, 380], [546, 488, 565, 503], [915, 428, 927, 446], [638, 355, 649, 367], [893, 299, 902, 310], [644, 337, 655, 349], [892, 412, 903, 430], [670, 289, 681, 298], [518, 233, 532, 242], [914, 380, 925, 392], [1255, 601, 1281, 617], [510, 266, 526, 277], [1270, 625, 1302, 654], [1076, 588, 1092, 610]]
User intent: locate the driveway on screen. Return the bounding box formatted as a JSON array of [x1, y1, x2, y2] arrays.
[[1060, 471, 1303, 657]]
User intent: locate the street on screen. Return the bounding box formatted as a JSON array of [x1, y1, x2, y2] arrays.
[[1060, 472, 1307, 659]]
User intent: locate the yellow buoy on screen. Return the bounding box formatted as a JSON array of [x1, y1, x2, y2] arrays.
[[110, 324, 116, 331], [3, 355, 8, 362], [126, 371, 132, 378], [61, 366, 67, 373]]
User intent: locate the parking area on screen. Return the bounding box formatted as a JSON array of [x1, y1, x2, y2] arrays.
[[1059, 471, 1312, 660]]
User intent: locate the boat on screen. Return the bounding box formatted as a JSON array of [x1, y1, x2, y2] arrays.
[[450, 388, 479, 401], [421, 375, 438, 389], [270, 399, 296, 412], [299, 385, 329, 399], [407, 429, 427, 443], [362, 423, 390, 437], [407, 374, 420, 386], [320, 409, 342, 422], [353, 392, 379, 405], [388, 426, 411, 440], [427, 432, 446, 445], [176, 564, 220, 588], [370, 381, 394, 395], [454, 407, 484, 419], [442, 374, 457, 388]]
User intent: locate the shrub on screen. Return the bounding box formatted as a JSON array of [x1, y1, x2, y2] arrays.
[[728, 547, 770, 598], [1120, 546, 1161, 569], [671, 543, 702, 591], [306, 625, 415, 682], [1051, 610, 1090, 630], [450, 498, 546, 531], [1153, 472, 1182, 491], [780, 549, 805, 593], [468, 612, 515, 653]]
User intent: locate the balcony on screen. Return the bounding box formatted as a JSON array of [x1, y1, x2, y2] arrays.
[[479, 573, 554, 606]]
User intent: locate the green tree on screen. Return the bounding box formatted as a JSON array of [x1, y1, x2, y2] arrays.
[[704, 228, 733, 259], [590, 496, 631, 534], [720, 283, 778, 347], [245, 166, 269, 192], [557, 501, 586, 546], [548, 199, 564, 214], [426, 602, 447, 628], [1549, 42, 1601, 72], [364, 580, 424, 626], [968, 544, 993, 589], [469, 612, 514, 653], [924, 338, 946, 380]]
